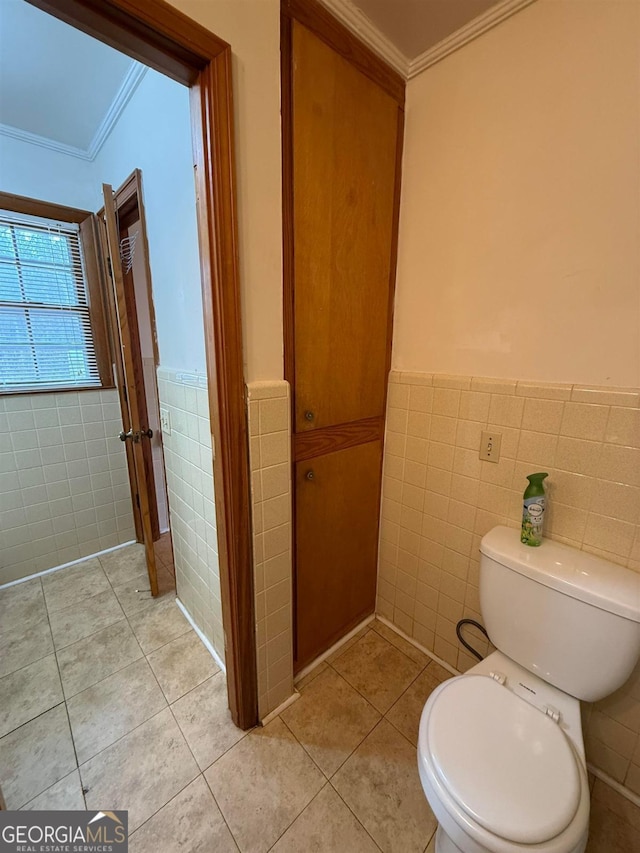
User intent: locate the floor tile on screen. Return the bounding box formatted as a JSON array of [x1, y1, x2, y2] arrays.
[[370, 619, 430, 665], [81, 707, 199, 833], [0, 578, 46, 636], [271, 783, 379, 853], [171, 673, 245, 770], [0, 654, 63, 737], [332, 630, 425, 714], [0, 618, 53, 678], [112, 572, 156, 617], [148, 631, 220, 704], [586, 798, 640, 853], [326, 624, 373, 665], [130, 776, 238, 853], [332, 719, 437, 853], [295, 661, 329, 692], [42, 558, 110, 613], [205, 716, 325, 853], [99, 544, 147, 587], [0, 704, 77, 809], [49, 587, 125, 649], [282, 667, 380, 777], [67, 658, 167, 764], [127, 596, 190, 654], [57, 619, 143, 698], [385, 662, 451, 747], [22, 770, 85, 811]]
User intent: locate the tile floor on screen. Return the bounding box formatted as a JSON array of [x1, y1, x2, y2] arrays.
[[0, 547, 639, 852]]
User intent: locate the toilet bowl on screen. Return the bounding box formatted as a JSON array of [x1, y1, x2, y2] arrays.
[[417, 526, 640, 853], [418, 652, 590, 853]]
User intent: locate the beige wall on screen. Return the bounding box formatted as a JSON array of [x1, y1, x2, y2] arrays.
[[168, 0, 284, 383], [393, 0, 640, 387], [0, 390, 135, 585]]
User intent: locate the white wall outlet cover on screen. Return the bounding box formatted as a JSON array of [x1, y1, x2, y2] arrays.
[[480, 430, 501, 463], [160, 407, 171, 435]]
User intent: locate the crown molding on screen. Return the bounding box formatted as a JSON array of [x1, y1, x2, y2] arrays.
[[87, 62, 147, 159], [0, 61, 147, 161], [316, 0, 410, 77], [408, 0, 538, 79], [0, 122, 93, 160], [317, 0, 537, 83]]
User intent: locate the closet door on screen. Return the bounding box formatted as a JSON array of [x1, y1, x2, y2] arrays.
[[292, 22, 399, 433], [283, 0, 404, 672]]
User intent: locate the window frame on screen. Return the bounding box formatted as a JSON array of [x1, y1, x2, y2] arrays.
[[0, 192, 114, 395]]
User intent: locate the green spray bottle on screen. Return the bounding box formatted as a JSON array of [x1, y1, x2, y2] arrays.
[[521, 472, 548, 546]]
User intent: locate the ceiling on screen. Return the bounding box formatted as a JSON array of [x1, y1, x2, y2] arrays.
[[0, 0, 141, 155], [352, 0, 502, 60]]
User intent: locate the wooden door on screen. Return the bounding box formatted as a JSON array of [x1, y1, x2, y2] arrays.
[[295, 441, 383, 668], [102, 183, 159, 596], [283, 2, 405, 672], [291, 21, 399, 433]]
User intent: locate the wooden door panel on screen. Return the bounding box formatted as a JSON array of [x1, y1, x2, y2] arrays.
[[292, 21, 399, 433], [102, 184, 159, 596], [295, 440, 382, 669]]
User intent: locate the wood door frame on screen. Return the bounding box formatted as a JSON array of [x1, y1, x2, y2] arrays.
[[27, 0, 257, 728]]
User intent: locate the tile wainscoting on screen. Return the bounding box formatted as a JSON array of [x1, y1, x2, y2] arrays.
[[0, 389, 135, 585], [377, 371, 640, 796], [247, 380, 294, 720], [156, 368, 224, 663]]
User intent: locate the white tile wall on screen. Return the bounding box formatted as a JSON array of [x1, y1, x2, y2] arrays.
[[378, 370, 640, 795], [157, 367, 224, 662], [247, 380, 294, 720], [0, 389, 135, 585]]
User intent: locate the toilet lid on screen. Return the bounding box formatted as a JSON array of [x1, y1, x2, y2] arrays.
[[426, 675, 581, 845]]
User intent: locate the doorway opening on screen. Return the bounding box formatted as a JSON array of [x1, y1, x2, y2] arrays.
[[0, 0, 256, 730]]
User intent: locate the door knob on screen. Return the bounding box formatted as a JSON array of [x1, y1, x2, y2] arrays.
[[305, 469, 315, 481], [304, 410, 314, 422], [119, 429, 133, 442], [141, 428, 153, 439]]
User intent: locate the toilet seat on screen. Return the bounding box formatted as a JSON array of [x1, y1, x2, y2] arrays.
[[419, 674, 585, 849]]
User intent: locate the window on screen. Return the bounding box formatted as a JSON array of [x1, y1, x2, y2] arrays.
[[0, 194, 112, 393]]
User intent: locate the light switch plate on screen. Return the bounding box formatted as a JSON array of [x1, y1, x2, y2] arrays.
[[480, 430, 501, 463], [160, 408, 171, 436]]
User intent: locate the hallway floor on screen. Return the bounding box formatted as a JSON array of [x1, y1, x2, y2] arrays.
[[0, 547, 638, 852]]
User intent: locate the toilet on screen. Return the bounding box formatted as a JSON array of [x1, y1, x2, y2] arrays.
[[417, 525, 640, 853]]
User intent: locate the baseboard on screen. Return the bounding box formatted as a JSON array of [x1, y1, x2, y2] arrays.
[[294, 613, 376, 684], [0, 540, 137, 590], [376, 613, 640, 808], [375, 614, 459, 677], [261, 691, 300, 726], [175, 597, 226, 674]]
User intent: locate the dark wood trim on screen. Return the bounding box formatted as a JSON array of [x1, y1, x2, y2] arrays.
[[191, 54, 257, 729], [27, 0, 257, 729], [26, 0, 227, 84], [281, 10, 295, 397], [0, 191, 90, 224], [294, 417, 384, 462], [281, 0, 405, 106]]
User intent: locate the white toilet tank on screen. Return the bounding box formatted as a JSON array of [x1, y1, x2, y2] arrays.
[[480, 526, 640, 702]]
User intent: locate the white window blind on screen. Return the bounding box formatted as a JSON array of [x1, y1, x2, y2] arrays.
[[0, 209, 101, 392]]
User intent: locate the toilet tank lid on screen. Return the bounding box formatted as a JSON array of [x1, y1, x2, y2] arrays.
[[480, 527, 640, 623]]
